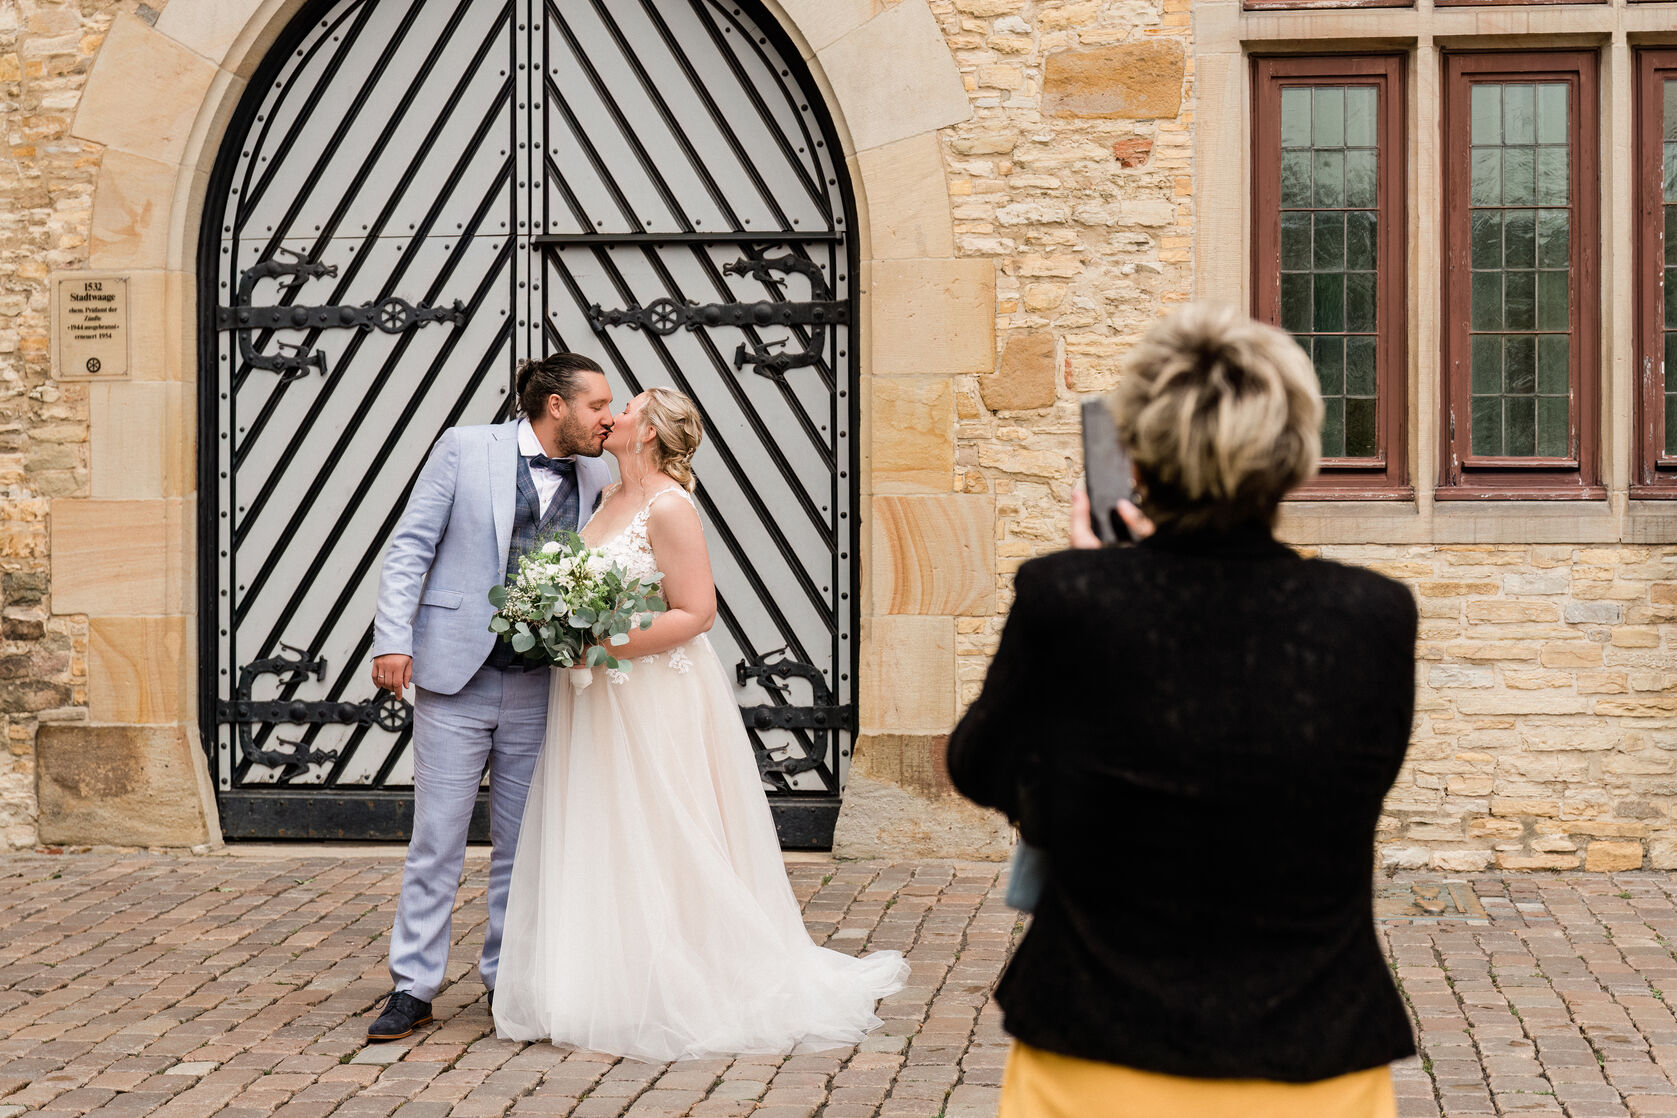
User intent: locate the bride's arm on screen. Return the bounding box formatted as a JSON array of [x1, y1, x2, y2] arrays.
[[608, 494, 716, 658]]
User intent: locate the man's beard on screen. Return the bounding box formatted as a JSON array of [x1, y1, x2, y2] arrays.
[[553, 412, 605, 458]]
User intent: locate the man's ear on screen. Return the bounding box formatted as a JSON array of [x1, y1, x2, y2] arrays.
[[546, 392, 567, 422]]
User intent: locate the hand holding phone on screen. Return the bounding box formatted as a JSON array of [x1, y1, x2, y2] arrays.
[[1080, 398, 1138, 546]]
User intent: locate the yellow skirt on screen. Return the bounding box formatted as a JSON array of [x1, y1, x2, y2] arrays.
[[998, 1041, 1397, 1118]]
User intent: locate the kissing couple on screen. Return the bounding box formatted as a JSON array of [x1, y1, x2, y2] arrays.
[[365, 353, 906, 1061]]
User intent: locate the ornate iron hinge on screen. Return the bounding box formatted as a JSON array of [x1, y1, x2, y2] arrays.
[[588, 254, 847, 379], [215, 247, 465, 381], [216, 643, 413, 782], [736, 650, 854, 790]]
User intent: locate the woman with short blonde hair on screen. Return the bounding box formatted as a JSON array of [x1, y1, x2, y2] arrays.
[[950, 303, 1418, 1118], [1112, 301, 1323, 534]]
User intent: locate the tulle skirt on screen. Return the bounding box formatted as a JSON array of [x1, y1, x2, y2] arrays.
[[492, 635, 908, 1062]]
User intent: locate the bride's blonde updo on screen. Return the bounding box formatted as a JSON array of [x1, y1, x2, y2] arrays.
[[640, 386, 704, 492]]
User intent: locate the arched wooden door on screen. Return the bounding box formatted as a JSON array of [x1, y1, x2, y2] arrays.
[[199, 0, 857, 847]]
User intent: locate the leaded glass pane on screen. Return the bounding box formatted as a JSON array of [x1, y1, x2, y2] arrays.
[[1315, 273, 1344, 332], [1472, 272, 1502, 331], [1321, 396, 1345, 457], [1314, 150, 1345, 207], [1537, 397, 1568, 457], [1472, 211, 1501, 269], [1505, 397, 1536, 456], [1472, 335, 1502, 395], [1346, 88, 1377, 147], [1504, 209, 1536, 269], [1282, 212, 1311, 270], [1472, 149, 1502, 206], [1315, 335, 1345, 395], [1535, 146, 1568, 206], [1275, 81, 1382, 462], [1472, 396, 1502, 454], [1347, 335, 1376, 394], [1467, 79, 1571, 459], [1282, 151, 1312, 207], [1314, 211, 1345, 270], [1472, 85, 1502, 144], [1281, 88, 1312, 149]]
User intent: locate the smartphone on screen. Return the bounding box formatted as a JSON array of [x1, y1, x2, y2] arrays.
[[1080, 397, 1136, 545]]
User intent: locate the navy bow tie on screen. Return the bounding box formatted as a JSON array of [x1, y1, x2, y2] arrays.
[[528, 454, 575, 477]]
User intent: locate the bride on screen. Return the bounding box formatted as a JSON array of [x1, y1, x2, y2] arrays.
[[492, 386, 908, 1061]]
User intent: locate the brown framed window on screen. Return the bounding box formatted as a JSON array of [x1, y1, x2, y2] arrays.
[[1252, 56, 1408, 498], [1439, 51, 1602, 500], [1634, 49, 1677, 497]]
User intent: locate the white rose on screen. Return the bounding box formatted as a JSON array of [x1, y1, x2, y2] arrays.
[[541, 540, 563, 555]]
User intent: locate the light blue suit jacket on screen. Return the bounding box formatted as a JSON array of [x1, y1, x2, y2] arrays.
[[373, 421, 613, 695]]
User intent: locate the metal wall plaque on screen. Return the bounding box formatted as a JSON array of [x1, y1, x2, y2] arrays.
[[53, 272, 130, 380]]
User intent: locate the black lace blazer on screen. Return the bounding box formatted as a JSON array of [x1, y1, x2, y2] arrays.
[[947, 527, 1419, 1083]]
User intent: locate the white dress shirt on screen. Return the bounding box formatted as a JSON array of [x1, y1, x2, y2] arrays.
[[516, 417, 572, 516]]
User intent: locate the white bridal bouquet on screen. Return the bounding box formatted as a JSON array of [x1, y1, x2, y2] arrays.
[[487, 532, 667, 676]]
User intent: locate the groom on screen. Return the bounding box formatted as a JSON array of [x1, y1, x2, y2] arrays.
[[365, 353, 615, 1041]]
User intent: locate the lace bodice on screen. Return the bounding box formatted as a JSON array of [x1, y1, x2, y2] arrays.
[[587, 485, 695, 582], [583, 486, 701, 685]]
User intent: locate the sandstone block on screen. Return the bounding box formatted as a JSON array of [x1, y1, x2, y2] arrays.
[[818, 1, 971, 153], [1447, 642, 1540, 662], [831, 772, 1011, 859], [1432, 849, 1495, 872], [50, 499, 190, 616], [1044, 41, 1185, 120], [1585, 841, 1644, 872], [872, 495, 997, 616], [90, 616, 188, 724], [1504, 570, 1570, 595], [1541, 642, 1603, 668], [861, 615, 955, 733], [1467, 601, 1559, 623], [855, 133, 955, 261], [871, 378, 954, 492], [1497, 852, 1581, 870], [1455, 692, 1587, 716], [1565, 601, 1624, 624], [1611, 627, 1661, 648], [1419, 581, 1501, 598], [72, 14, 218, 164], [90, 149, 180, 270], [871, 259, 995, 377], [1428, 666, 1494, 689], [90, 381, 191, 499], [1649, 836, 1677, 870], [154, 0, 266, 67], [1594, 696, 1677, 717], [980, 334, 1057, 412], [851, 733, 952, 798], [37, 724, 215, 847]]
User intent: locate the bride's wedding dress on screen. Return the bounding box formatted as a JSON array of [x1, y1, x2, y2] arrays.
[[492, 487, 908, 1061]]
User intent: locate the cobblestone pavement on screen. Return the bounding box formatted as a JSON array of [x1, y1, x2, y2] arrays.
[[4, 855, 1677, 1118]]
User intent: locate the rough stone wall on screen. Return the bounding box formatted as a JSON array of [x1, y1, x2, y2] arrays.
[[0, 0, 157, 848], [1338, 544, 1677, 874], [923, 0, 1194, 703]]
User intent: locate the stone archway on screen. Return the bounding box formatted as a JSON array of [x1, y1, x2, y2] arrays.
[[43, 0, 995, 853]]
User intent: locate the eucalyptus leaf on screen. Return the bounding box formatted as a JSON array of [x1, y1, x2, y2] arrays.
[[610, 632, 629, 646], [488, 584, 508, 608], [489, 616, 510, 633], [512, 631, 536, 653], [585, 645, 609, 668]]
